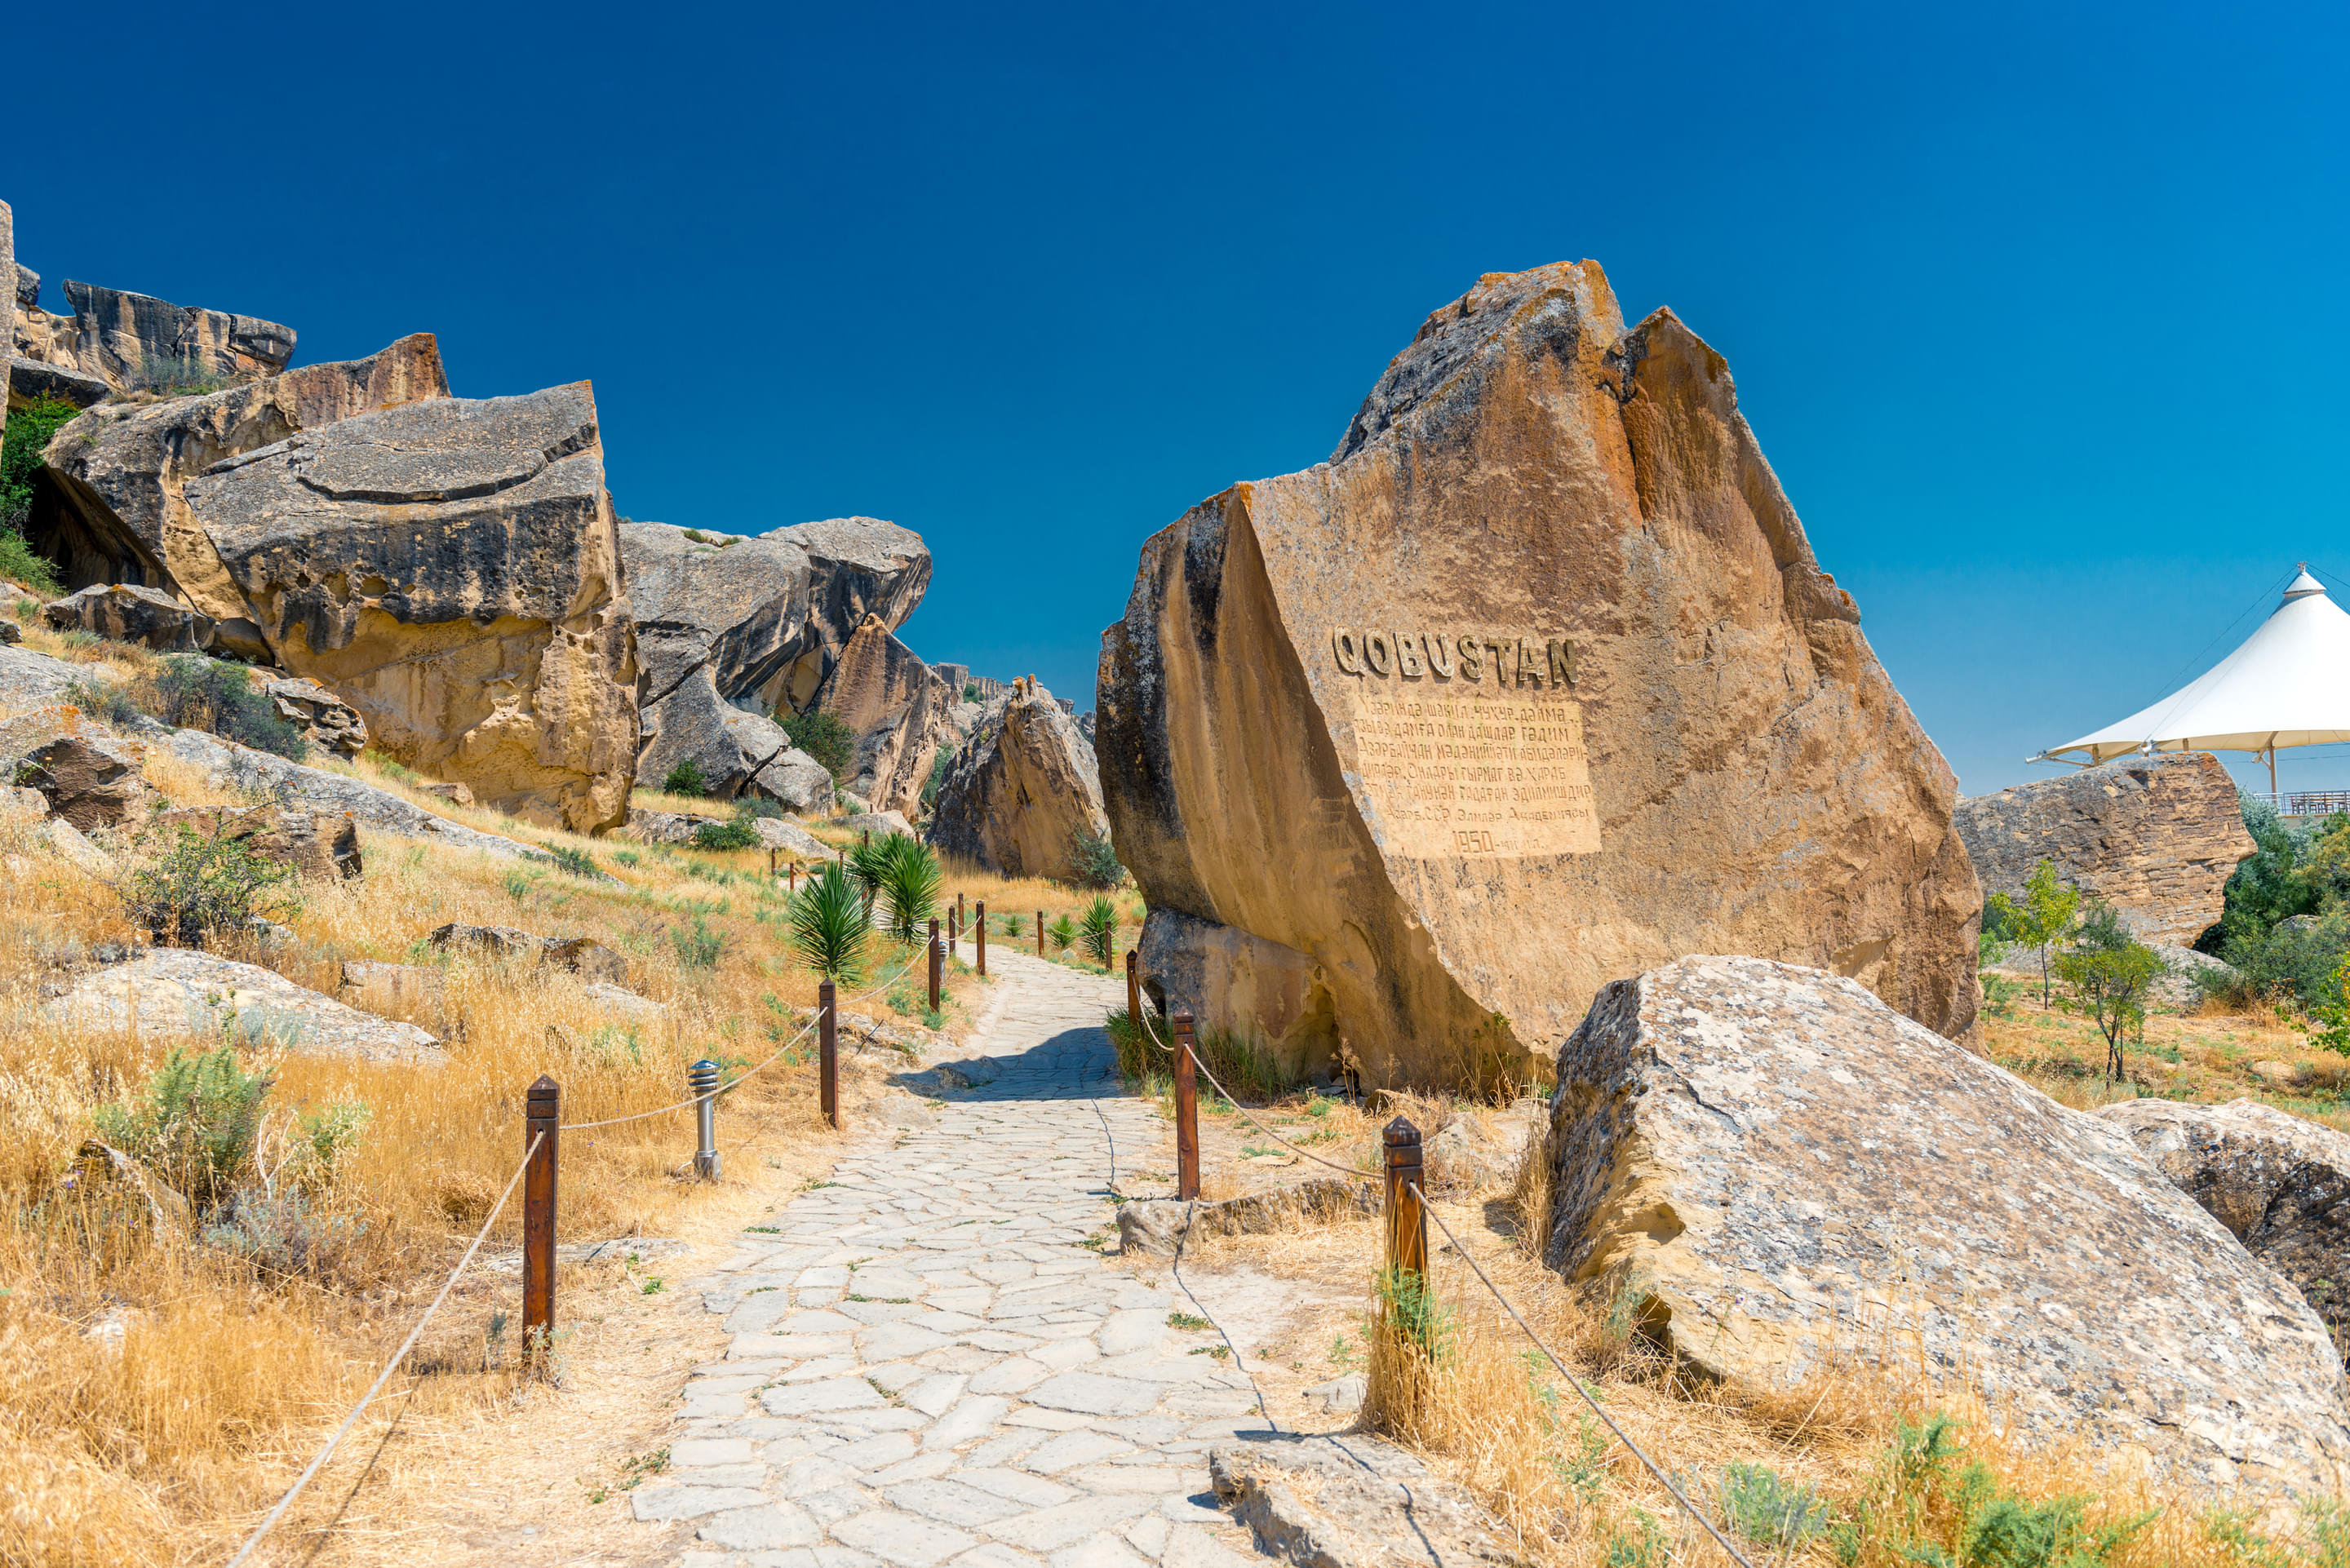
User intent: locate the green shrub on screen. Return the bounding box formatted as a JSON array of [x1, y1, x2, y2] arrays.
[[662, 758, 708, 796], [122, 818, 300, 946], [92, 1044, 273, 1210], [790, 860, 868, 982], [1079, 893, 1117, 968], [962, 682, 981, 702], [203, 1189, 364, 1281], [694, 818, 759, 851], [1718, 1462, 1830, 1548], [1049, 912, 1076, 953], [671, 915, 723, 968], [527, 841, 602, 879], [923, 746, 956, 814], [155, 655, 307, 760], [63, 674, 147, 729], [2212, 912, 2350, 1012], [135, 353, 237, 397], [1002, 912, 1025, 937], [780, 708, 854, 780], [1068, 826, 1125, 890], [0, 533, 60, 599], [0, 394, 78, 595], [879, 835, 942, 944], [736, 795, 784, 820]]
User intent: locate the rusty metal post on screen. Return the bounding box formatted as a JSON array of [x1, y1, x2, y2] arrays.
[[1125, 949, 1141, 1032], [767, 848, 778, 876], [1036, 910, 1044, 959], [522, 1074, 560, 1361], [928, 919, 942, 1014], [1382, 1117, 1427, 1285], [690, 1058, 721, 1180], [1173, 1010, 1199, 1200], [818, 978, 839, 1129], [957, 891, 965, 932], [975, 901, 987, 976]]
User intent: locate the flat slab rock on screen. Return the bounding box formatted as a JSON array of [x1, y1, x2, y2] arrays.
[[1210, 1433, 1525, 1566], [40, 950, 441, 1062], [1544, 955, 2350, 1499]]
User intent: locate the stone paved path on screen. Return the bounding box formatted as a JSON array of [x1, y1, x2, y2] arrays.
[[639, 948, 1270, 1568]]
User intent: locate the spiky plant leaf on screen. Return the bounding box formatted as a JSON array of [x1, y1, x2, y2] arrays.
[[879, 835, 942, 944], [1080, 894, 1117, 967], [791, 860, 868, 982]]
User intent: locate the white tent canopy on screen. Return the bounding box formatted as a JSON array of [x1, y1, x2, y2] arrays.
[[2038, 567, 2350, 782]]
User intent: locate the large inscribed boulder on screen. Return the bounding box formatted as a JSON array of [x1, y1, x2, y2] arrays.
[[1097, 260, 1977, 1086], [178, 382, 636, 832], [929, 680, 1108, 878], [1544, 956, 2350, 1498], [2095, 1097, 2350, 1359], [1954, 752, 2256, 946]]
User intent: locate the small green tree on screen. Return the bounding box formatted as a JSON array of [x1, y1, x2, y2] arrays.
[[1985, 860, 2081, 1009], [779, 708, 855, 780], [790, 860, 868, 983], [2054, 902, 2169, 1083], [121, 818, 301, 946], [662, 758, 708, 797], [2303, 951, 2350, 1056]]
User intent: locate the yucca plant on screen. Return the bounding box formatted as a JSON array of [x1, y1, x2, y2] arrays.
[[1080, 894, 1117, 968], [790, 860, 868, 982], [879, 835, 942, 944], [848, 835, 893, 911], [1049, 912, 1077, 953]]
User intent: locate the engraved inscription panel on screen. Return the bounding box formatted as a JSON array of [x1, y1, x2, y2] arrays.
[[1346, 687, 1601, 858]]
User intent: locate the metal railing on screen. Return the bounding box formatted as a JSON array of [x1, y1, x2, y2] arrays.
[[2247, 791, 2350, 817]]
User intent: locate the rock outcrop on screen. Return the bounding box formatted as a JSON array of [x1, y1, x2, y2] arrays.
[[13, 278, 294, 398], [1097, 261, 1979, 1086], [1544, 955, 2350, 1498], [19, 733, 147, 832], [151, 802, 361, 881], [929, 680, 1108, 879], [619, 520, 831, 804], [2095, 1098, 2350, 1358], [30, 334, 449, 614], [261, 675, 367, 757], [815, 613, 958, 815], [41, 950, 441, 1062], [756, 517, 931, 712], [42, 582, 214, 651], [1955, 752, 2257, 946], [177, 382, 636, 831]]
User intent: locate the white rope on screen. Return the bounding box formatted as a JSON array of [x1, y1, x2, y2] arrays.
[[1408, 1181, 1757, 1568], [224, 1132, 543, 1568], [1134, 1006, 1376, 1185], [559, 943, 925, 1131]]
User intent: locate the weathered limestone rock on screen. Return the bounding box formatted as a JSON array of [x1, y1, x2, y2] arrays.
[[2095, 1098, 2350, 1358], [813, 615, 959, 815], [1209, 1436, 1522, 1568], [428, 922, 626, 982], [19, 733, 148, 832], [753, 815, 830, 859], [31, 334, 449, 611], [634, 671, 827, 809], [151, 803, 361, 881], [928, 680, 1108, 879], [179, 382, 636, 832], [625, 808, 725, 845], [41, 950, 441, 1061], [1955, 752, 2256, 946], [13, 278, 294, 396], [261, 675, 366, 757], [1099, 261, 1979, 1086], [756, 517, 931, 711], [834, 809, 914, 839], [1545, 955, 2350, 1497], [8, 357, 108, 410], [1115, 1178, 1378, 1259], [816, 613, 937, 737], [42, 582, 215, 651]]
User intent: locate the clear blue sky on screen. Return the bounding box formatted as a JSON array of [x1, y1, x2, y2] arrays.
[[11, 2, 2344, 796]]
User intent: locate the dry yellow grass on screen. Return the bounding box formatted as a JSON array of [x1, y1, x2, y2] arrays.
[[0, 712, 1000, 1566]]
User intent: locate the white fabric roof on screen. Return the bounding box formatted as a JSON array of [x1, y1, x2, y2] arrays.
[[2042, 569, 2350, 764]]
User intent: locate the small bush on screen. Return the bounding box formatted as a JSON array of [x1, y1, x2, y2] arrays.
[[780, 708, 855, 780], [91, 1044, 273, 1210], [527, 841, 602, 879], [671, 915, 724, 968], [962, 682, 981, 702], [1080, 893, 1117, 968], [0, 532, 60, 598], [135, 353, 237, 397], [1049, 912, 1076, 953], [694, 818, 759, 851], [1002, 912, 1025, 937], [63, 674, 148, 729], [736, 795, 784, 820], [155, 655, 307, 760], [1068, 826, 1125, 890], [0, 394, 78, 592], [662, 758, 708, 797], [1718, 1462, 1830, 1548], [203, 1189, 364, 1281], [121, 818, 300, 946]]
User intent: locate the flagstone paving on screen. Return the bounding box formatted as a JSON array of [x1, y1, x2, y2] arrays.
[[645, 949, 1270, 1567]]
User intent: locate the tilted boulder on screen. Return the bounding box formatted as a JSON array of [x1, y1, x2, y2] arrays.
[[2095, 1098, 2350, 1359], [261, 675, 367, 757], [179, 383, 637, 832], [13, 277, 294, 396], [1955, 752, 2256, 946], [1543, 956, 2350, 1498], [1097, 260, 1978, 1086], [42, 582, 214, 652], [151, 802, 361, 881], [929, 680, 1108, 879], [756, 516, 931, 711], [634, 673, 830, 811], [30, 334, 448, 636], [815, 613, 957, 815], [19, 733, 149, 832]]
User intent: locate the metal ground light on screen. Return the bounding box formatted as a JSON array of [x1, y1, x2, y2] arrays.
[[690, 1057, 721, 1180]]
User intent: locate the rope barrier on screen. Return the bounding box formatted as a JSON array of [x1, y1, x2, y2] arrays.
[[224, 1132, 543, 1568], [559, 943, 926, 1131], [1408, 1180, 1757, 1568], [1134, 1005, 1377, 1185]]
